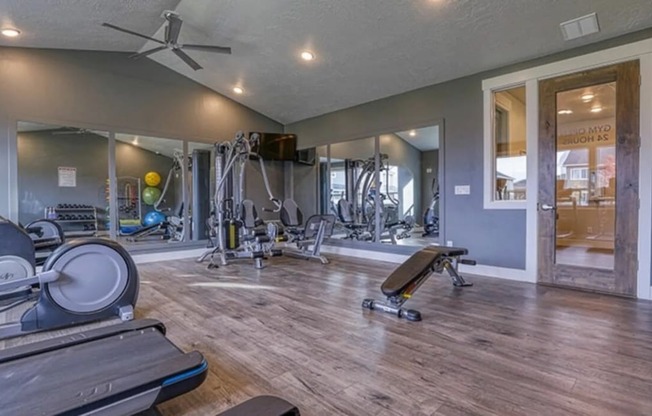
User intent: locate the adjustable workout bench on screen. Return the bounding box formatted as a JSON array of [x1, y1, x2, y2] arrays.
[[362, 246, 475, 321]]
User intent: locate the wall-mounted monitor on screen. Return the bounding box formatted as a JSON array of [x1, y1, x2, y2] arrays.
[[295, 148, 316, 165], [250, 132, 297, 161]]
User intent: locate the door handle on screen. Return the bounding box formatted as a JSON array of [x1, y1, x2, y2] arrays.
[[539, 203, 556, 212]]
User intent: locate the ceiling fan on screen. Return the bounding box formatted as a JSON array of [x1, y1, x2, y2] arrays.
[[102, 10, 232, 71]]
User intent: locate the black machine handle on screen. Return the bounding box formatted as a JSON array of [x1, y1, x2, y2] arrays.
[[262, 198, 282, 213]]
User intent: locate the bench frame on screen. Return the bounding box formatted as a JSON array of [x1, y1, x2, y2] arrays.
[[362, 246, 474, 321]]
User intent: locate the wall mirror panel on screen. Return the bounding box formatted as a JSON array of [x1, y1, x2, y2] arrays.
[[316, 122, 442, 252], [325, 137, 376, 241], [113, 133, 186, 247], [383, 125, 440, 246], [17, 121, 109, 241]]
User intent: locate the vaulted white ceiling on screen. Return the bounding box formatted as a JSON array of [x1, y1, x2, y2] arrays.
[[1, 0, 652, 124]]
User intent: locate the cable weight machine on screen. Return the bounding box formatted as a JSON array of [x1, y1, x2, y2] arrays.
[[197, 132, 283, 269]]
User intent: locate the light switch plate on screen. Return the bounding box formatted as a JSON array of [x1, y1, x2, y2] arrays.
[[455, 185, 470, 195]]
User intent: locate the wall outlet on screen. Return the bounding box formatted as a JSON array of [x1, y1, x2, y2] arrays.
[[426, 168, 433, 173], [446, 240, 454, 247], [454, 185, 470, 195]]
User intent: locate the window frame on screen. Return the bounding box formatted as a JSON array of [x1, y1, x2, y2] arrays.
[[483, 84, 528, 210]]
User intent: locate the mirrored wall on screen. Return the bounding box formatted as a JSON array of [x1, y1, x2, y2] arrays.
[[17, 121, 110, 239], [16, 120, 216, 251], [113, 133, 186, 247], [316, 122, 443, 251]]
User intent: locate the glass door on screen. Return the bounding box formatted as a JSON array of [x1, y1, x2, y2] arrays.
[[538, 61, 640, 296]]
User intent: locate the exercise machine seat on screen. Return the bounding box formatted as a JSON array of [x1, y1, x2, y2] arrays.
[[241, 199, 264, 229], [336, 199, 366, 228], [216, 395, 300, 416], [280, 199, 303, 228], [381, 246, 468, 297]]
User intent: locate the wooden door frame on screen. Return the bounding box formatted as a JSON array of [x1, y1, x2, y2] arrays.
[[538, 60, 640, 296]]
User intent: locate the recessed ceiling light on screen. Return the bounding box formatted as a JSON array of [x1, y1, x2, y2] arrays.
[[300, 51, 315, 61], [1, 28, 20, 37], [233, 86, 244, 94], [581, 93, 595, 102], [558, 109, 573, 115], [409, 130, 417, 137], [590, 106, 603, 113]]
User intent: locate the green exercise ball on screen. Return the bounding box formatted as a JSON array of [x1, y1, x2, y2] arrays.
[[142, 187, 162, 206]]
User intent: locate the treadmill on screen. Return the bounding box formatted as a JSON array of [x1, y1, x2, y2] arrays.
[[0, 319, 206, 415], [0, 319, 301, 416]]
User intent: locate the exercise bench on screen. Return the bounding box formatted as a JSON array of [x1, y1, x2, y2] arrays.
[[362, 246, 475, 321]]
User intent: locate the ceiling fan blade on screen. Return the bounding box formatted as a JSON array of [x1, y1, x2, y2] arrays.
[[182, 45, 232, 55], [165, 14, 183, 44], [130, 46, 168, 59], [102, 23, 164, 45], [172, 48, 202, 71]]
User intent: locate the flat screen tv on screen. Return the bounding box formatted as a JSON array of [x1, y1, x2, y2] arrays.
[[250, 132, 297, 161]]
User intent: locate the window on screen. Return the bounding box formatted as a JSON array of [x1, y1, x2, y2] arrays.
[[490, 86, 527, 203], [569, 167, 588, 180]]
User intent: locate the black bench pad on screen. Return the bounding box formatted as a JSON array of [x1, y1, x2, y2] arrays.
[[423, 245, 467, 257], [216, 396, 300, 416], [381, 246, 468, 297]]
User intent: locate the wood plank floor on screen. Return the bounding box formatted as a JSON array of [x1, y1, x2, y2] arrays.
[[4, 254, 652, 415]]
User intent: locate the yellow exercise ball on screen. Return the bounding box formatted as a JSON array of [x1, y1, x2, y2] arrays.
[[144, 171, 161, 187]]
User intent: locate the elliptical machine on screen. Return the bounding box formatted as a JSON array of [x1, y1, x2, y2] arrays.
[[0, 216, 138, 340], [23, 219, 65, 265], [422, 178, 440, 237]]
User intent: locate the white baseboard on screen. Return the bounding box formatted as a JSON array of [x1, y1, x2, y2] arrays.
[[131, 248, 209, 265], [320, 245, 534, 283], [319, 245, 410, 264], [459, 263, 534, 283]]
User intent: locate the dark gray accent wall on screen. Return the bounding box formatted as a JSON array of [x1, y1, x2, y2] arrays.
[[292, 163, 319, 216], [0, 46, 284, 220], [17, 130, 178, 224]]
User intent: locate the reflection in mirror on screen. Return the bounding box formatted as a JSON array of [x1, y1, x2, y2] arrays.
[[17, 121, 110, 253], [385, 125, 440, 246], [188, 141, 214, 242], [114, 133, 186, 247], [316, 146, 330, 215], [326, 137, 376, 241]]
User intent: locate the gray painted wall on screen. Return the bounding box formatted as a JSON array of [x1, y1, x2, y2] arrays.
[[286, 28, 652, 269], [17, 130, 178, 224], [0, 47, 284, 221]]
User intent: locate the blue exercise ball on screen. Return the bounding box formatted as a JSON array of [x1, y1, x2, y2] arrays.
[[143, 211, 166, 227]]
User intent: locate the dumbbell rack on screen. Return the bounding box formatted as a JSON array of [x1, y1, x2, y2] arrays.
[[46, 205, 101, 237]]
